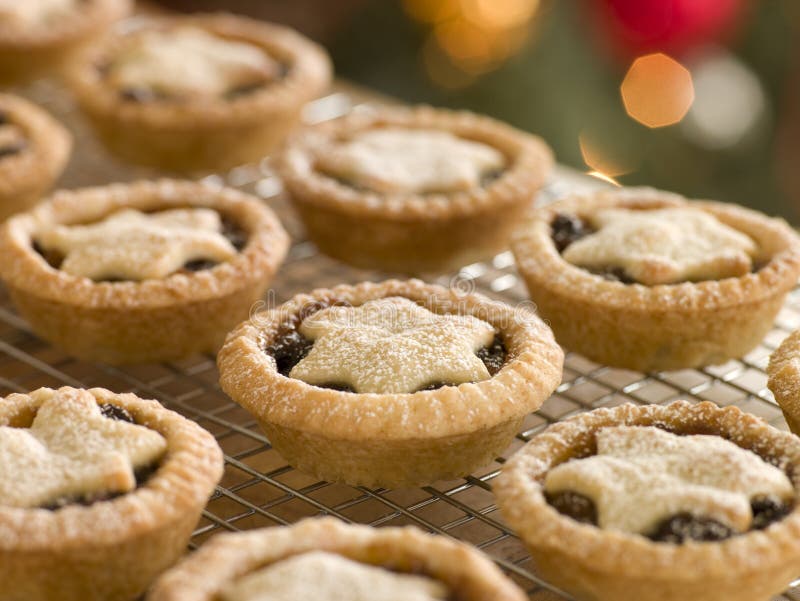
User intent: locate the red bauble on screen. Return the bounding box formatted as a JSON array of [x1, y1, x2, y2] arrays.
[[590, 0, 748, 58]]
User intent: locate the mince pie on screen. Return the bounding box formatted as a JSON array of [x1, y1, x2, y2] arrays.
[[512, 187, 800, 371], [0, 94, 71, 221], [278, 106, 553, 273], [0, 386, 223, 601], [66, 13, 332, 171], [217, 279, 563, 487], [494, 401, 800, 601], [147, 517, 527, 601], [768, 330, 800, 435], [0, 0, 129, 83], [0, 179, 289, 364]]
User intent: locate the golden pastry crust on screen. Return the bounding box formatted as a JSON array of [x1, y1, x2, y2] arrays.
[[217, 279, 564, 488], [493, 401, 800, 601], [0, 0, 130, 83], [0, 179, 289, 364], [767, 330, 800, 435], [66, 13, 332, 172], [0, 94, 71, 221], [278, 106, 553, 273], [0, 386, 224, 601], [147, 517, 527, 601], [512, 187, 800, 371]]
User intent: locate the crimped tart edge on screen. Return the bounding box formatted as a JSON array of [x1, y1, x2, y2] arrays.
[[493, 400, 800, 580], [0, 179, 290, 309], [147, 517, 527, 601], [767, 331, 800, 430], [0, 386, 224, 552], [217, 279, 564, 441], [278, 105, 554, 221], [511, 187, 800, 313]]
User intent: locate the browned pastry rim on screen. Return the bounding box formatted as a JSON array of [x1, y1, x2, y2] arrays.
[[66, 12, 332, 131], [494, 401, 800, 601], [217, 279, 563, 487], [0, 0, 130, 50], [147, 517, 527, 601], [511, 187, 800, 370], [0, 386, 224, 601], [0, 94, 71, 220], [0, 179, 289, 310], [279, 105, 553, 221], [768, 330, 800, 435]]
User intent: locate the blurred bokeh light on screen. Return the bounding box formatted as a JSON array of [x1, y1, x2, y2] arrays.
[[621, 53, 695, 128]]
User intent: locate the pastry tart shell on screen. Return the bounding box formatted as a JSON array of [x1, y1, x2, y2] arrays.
[[147, 517, 527, 601], [278, 106, 553, 274], [0, 94, 71, 222], [493, 400, 800, 601], [0, 179, 289, 364], [511, 187, 800, 371], [767, 330, 800, 435], [217, 279, 564, 488], [0, 0, 130, 84], [0, 386, 224, 601], [66, 13, 332, 172]]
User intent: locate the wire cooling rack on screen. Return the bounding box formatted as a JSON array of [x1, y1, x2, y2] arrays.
[[3, 79, 800, 601]]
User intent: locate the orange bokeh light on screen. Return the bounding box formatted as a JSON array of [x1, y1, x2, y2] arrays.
[[621, 53, 694, 128]]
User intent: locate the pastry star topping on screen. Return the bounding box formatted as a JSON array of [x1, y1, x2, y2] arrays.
[[220, 551, 449, 601], [561, 207, 758, 285], [317, 128, 506, 194], [289, 297, 496, 394], [0, 388, 167, 508], [545, 426, 794, 535], [36, 207, 238, 281], [0, 0, 75, 26], [108, 27, 280, 99]]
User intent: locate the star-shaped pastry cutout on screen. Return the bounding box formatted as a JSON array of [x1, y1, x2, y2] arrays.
[[220, 551, 449, 601], [562, 207, 758, 285], [288, 297, 496, 394], [317, 128, 506, 194], [109, 27, 280, 99], [0, 388, 167, 508], [545, 426, 793, 535], [36, 208, 238, 281]]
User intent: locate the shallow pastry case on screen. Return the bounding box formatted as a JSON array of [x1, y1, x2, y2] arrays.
[[2, 78, 800, 600]]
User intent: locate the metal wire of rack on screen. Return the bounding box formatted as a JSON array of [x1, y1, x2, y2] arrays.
[[3, 80, 800, 601]]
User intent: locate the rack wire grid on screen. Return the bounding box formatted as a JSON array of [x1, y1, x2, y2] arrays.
[[3, 79, 800, 601]]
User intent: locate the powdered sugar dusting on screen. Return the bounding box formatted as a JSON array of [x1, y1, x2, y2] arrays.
[[35, 208, 237, 281], [563, 207, 757, 285], [290, 297, 495, 394], [316, 128, 505, 194], [0, 388, 167, 508], [219, 551, 449, 601], [545, 425, 794, 534]]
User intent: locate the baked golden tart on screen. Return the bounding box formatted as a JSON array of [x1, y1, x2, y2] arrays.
[[0, 0, 130, 83], [0, 179, 289, 364], [278, 106, 553, 274], [217, 279, 563, 488], [511, 187, 800, 371], [0, 386, 223, 601], [0, 94, 71, 222], [494, 401, 800, 601], [147, 517, 526, 601], [67, 13, 332, 172], [767, 330, 800, 435]]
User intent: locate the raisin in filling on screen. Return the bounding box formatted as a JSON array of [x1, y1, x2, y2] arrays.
[[545, 490, 793, 543], [41, 403, 160, 511], [265, 312, 508, 393]]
